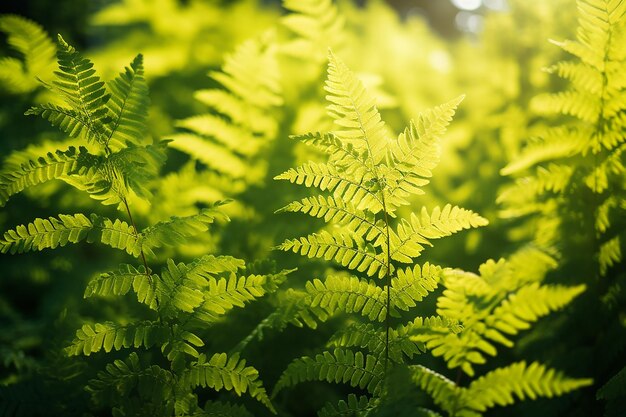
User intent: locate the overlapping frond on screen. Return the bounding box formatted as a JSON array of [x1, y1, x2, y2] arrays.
[[87, 352, 174, 405], [0, 14, 55, 93], [181, 353, 275, 413], [273, 348, 384, 396], [409, 365, 461, 416], [428, 250, 586, 376], [390, 263, 441, 310]]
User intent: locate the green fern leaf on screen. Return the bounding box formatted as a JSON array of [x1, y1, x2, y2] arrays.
[[305, 275, 388, 321], [318, 394, 378, 417], [105, 53, 149, 150], [599, 236, 622, 276], [87, 352, 174, 405], [156, 259, 205, 316], [141, 203, 228, 255], [390, 263, 442, 310], [27, 35, 111, 146], [65, 321, 168, 356], [84, 264, 158, 309], [182, 353, 275, 413], [464, 362, 593, 412], [0, 146, 88, 207], [0, 14, 55, 93], [389, 205, 488, 263], [273, 348, 384, 396], [385, 97, 464, 210], [0, 213, 94, 254], [277, 231, 388, 278], [409, 365, 463, 416]]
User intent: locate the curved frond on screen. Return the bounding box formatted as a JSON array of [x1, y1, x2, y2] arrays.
[[273, 348, 384, 396], [409, 365, 463, 416], [465, 362, 593, 412], [0, 146, 88, 207], [84, 263, 158, 309], [181, 353, 275, 413], [105, 53, 149, 150], [65, 321, 168, 356]]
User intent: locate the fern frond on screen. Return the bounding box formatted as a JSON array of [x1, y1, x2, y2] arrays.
[[27, 35, 111, 146], [169, 133, 249, 178], [0, 15, 55, 93], [84, 264, 158, 309], [199, 401, 253, 417], [305, 275, 388, 321], [277, 231, 388, 278], [273, 348, 384, 396], [385, 96, 464, 210], [409, 365, 462, 416], [277, 195, 385, 244], [157, 259, 205, 316], [0, 213, 94, 254], [182, 353, 275, 413], [485, 283, 586, 345], [87, 352, 173, 404], [464, 361, 593, 412], [389, 205, 487, 263], [281, 0, 345, 61], [275, 160, 384, 213], [599, 236, 622, 276], [194, 272, 287, 323], [325, 50, 389, 165], [318, 394, 378, 417], [0, 146, 88, 207], [105, 53, 149, 150], [390, 263, 441, 310], [141, 203, 228, 255], [65, 321, 168, 356]]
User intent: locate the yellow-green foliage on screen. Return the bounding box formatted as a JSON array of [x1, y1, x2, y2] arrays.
[[499, 0, 626, 276]]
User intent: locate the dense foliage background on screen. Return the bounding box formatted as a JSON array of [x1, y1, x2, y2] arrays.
[[0, 0, 624, 416]]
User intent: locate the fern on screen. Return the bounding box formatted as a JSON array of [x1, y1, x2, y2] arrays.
[[409, 247, 592, 415], [499, 0, 626, 276], [0, 14, 55, 93], [181, 353, 275, 413], [273, 348, 385, 396], [272, 51, 485, 414]]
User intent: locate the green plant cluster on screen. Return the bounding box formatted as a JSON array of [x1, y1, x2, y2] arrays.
[[0, 1, 624, 417]]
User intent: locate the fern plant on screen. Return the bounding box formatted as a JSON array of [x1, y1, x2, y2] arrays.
[[410, 246, 592, 416], [166, 32, 282, 221], [269, 51, 489, 415], [0, 35, 290, 416], [499, 0, 626, 278]]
